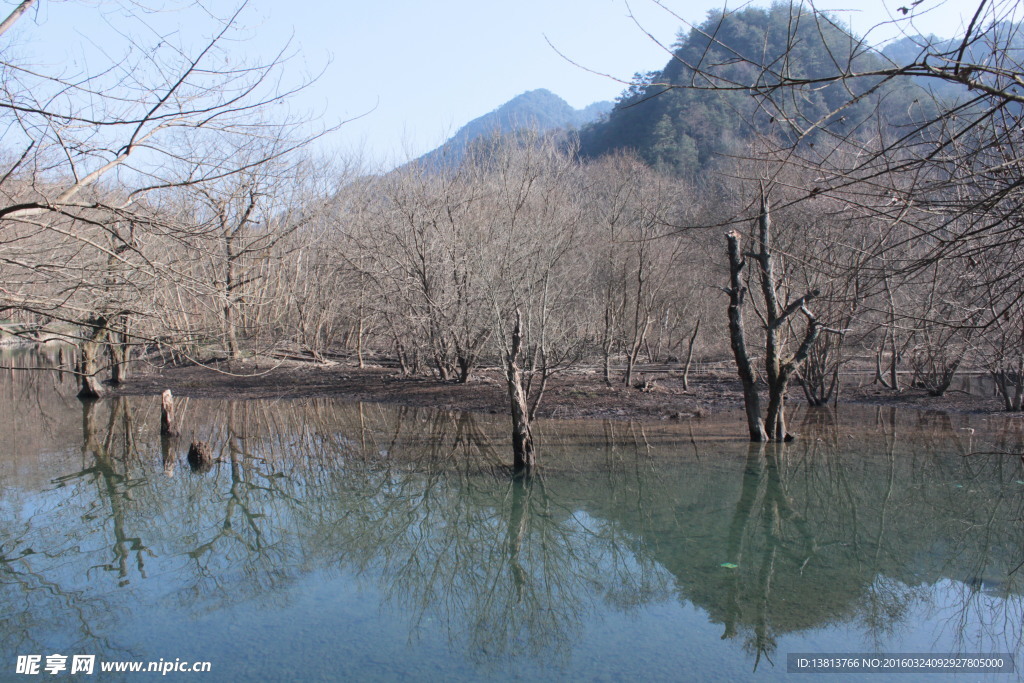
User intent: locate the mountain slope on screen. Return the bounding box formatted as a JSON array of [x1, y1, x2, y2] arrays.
[[578, 5, 942, 177], [414, 89, 611, 170]]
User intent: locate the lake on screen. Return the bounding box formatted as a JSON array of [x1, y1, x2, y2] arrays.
[[2, 348, 1023, 681]]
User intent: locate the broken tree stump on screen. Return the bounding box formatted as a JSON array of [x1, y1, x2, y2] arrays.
[[505, 309, 535, 474], [160, 389, 178, 437], [187, 440, 213, 473]]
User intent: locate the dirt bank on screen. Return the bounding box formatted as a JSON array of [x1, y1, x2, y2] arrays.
[[110, 357, 1007, 420]]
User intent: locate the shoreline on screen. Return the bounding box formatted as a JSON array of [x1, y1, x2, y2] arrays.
[[107, 357, 1009, 421]]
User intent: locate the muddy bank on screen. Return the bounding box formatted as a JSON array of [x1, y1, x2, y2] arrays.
[[113, 359, 717, 420], [109, 357, 1007, 421]]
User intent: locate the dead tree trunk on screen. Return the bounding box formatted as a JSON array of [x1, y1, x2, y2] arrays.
[[725, 194, 822, 442], [681, 319, 700, 391], [77, 318, 109, 400], [726, 230, 767, 442], [187, 440, 213, 473], [624, 316, 651, 387], [160, 389, 179, 437], [107, 315, 131, 384], [754, 198, 821, 441], [505, 310, 535, 474], [224, 296, 240, 360]]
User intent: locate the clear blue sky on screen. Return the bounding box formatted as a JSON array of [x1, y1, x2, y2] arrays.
[[4, 0, 993, 170]]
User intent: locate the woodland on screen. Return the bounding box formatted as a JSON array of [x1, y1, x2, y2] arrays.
[[2, 1, 1024, 456]]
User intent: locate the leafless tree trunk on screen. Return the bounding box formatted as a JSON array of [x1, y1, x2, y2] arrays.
[[161, 389, 179, 437], [726, 229, 767, 442], [755, 197, 821, 441], [505, 310, 535, 474], [681, 319, 700, 391], [77, 318, 109, 400], [726, 194, 822, 442]]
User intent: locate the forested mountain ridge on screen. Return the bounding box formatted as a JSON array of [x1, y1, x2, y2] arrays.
[[881, 24, 1024, 99], [412, 89, 611, 170], [578, 5, 956, 176]]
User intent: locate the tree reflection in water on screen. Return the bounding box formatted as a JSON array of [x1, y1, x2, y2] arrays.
[[1, 368, 1024, 676]]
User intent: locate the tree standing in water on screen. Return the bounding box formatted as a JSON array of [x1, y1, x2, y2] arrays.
[[725, 192, 821, 442]]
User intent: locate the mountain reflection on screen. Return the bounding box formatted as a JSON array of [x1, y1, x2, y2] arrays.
[[2, 374, 1023, 675]]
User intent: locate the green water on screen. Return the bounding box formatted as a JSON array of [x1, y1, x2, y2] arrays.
[[2, 351, 1024, 681]]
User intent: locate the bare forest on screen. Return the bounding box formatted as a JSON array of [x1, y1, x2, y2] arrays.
[[3, 0, 1024, 449]]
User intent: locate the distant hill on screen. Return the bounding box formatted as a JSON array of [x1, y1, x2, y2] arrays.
[[881, 27, 1024, 100], [882, 24, 1024, 68], [578, 5, 948, 177], [412, 89, 612, 170]]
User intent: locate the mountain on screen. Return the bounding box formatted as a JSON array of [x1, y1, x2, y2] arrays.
[[413, 89, 612, 170], [883, 25, 1024, 69], [881, 27, 1024, 100], [578, 5, 943, 177]]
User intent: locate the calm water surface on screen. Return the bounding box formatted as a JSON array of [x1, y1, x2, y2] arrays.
[[2, 349, 1024, 681]]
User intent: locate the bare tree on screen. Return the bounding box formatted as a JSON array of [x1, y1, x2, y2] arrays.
[[0, 0, 326, 387], [584, 152, 692, 387], [726, 191, 821, 442], [167, 133, 325, 360], [641, 0, 1024, 376]]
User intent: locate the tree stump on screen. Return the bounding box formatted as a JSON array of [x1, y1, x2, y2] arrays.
[[76, 318, 109, 400], [505, 310, 535, 474], [160, 389, 178, 437], [76, 342, 105, 400], [187, 440, 213, 473]]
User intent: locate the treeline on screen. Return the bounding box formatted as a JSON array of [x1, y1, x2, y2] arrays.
[[4, 0, 1024, 415], [6, 126, 1021, 411], [1, 132, 720, 393]]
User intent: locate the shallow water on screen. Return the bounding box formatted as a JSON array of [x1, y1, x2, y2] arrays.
[[2, 349, 1024, 681]]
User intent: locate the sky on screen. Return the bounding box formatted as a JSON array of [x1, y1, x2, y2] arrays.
[[4, 0, 996, 170]]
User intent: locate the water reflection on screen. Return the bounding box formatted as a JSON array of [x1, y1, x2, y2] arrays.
[[1, 372, 1023, 679]]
